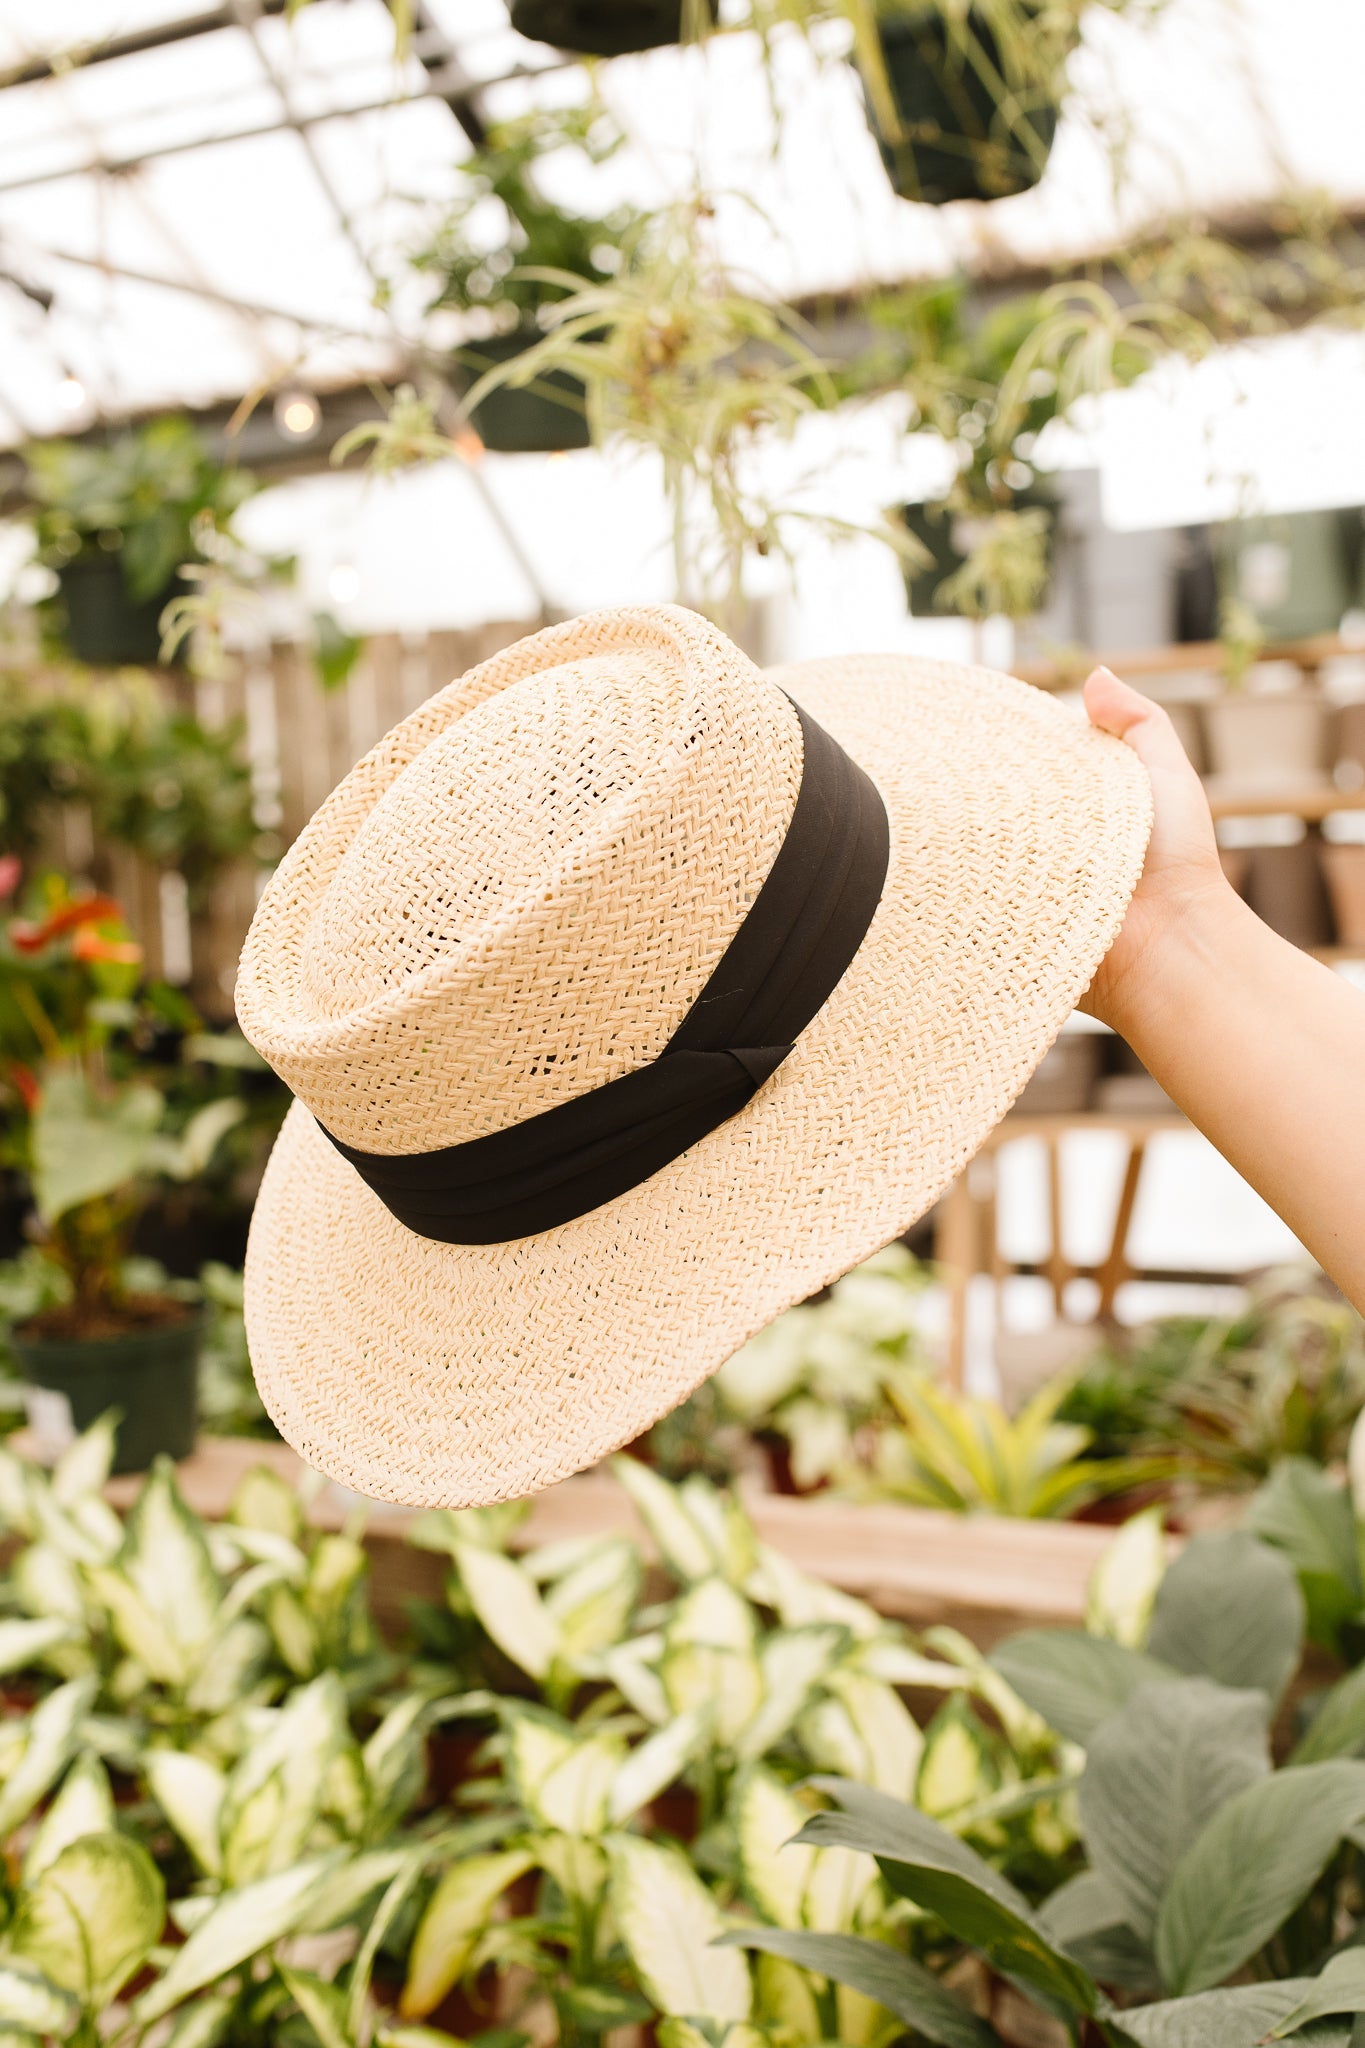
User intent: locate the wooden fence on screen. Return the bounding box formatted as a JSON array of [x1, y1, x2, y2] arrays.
[[37, 621, 535, 1019]]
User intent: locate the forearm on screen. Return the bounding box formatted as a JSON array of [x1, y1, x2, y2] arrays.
[[1105, 886, 1365, 1310]]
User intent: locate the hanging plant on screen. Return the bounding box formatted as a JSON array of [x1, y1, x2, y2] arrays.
[[23, 418, 256, 669], [860, 0, 1076, 205], [409, 105, 641, 454]]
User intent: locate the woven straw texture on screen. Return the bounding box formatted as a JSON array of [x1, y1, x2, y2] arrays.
[[240, 604, 1151, 1508]]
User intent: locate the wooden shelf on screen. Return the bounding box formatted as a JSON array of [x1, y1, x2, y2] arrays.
[[1207, 784, 1365, 821], [1016, 630, 1362, 692]]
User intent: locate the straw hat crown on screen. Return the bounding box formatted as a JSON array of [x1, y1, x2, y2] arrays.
[[235, 606, 802, 1154]]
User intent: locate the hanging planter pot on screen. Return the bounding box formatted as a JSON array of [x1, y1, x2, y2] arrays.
[[865, 6, 1063, 206], [56, 551, 185, 669], [10, 1308, 203, 1476], [455, 331, 592, 456], [510, 0, 716, 58], [902, 491, 1055, 617]]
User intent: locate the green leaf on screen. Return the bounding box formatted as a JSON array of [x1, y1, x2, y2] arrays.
[[734, 1624, 846, 1761], [534, 1732, 621, 1836], [823, 1669, 923, 1799], [796, 1780, 1100, 2019], [1251, 1462, 1361, 1653], [1086, 1507, 1168, 1647], [218, 1673, 347, 1883], [1037, 1871, 1159, 1994], [145, 1749, 227, 1876], [1156, 1759, 1365, 1993], [610, 1709, 708, 1825], [11, 1831, 165, 2008], [51, 1415, 118, 1507], [1291, 1664, 1365, 1765], [0, 1679, 96, 1838], [88, 1460, 220, 1686], [0, 1963, 77, 2036], [1078, 1679, 1270, 1944], [611, 1457, 719, 1581], [722, 1927, 996, 2048], [280, 1965, 355, 2048], [162, 1992, 235, 2048], [543, 1538, 641, 1663], [989, 1630, 1176, 1745], [1120, 1981, 1347, 2046], [608, 1834, 751, 2023], [24, 1754, 114, 1882], [452, 1541, 560, 1681], [0, 1617, 71, 1679], [159, 1098, 246, 1180], [132, 1855, 337, 2023], [400, 1852, 534, 2020], [31, 1071, 163, 1222], [1267, 1952, 1365, 2038], [734, 1769, 815, 1931], [1147, 1531, 1304, 1707], [1253, 1461, 1360, 1585]]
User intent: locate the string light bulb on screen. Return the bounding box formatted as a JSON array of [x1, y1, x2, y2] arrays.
[[273, 386, 321, 441]]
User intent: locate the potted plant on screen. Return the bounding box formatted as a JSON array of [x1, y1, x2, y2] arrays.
[[1201, 592, 1330, 793], [450, 198, 915, 622], [410, 107, 641, 454], [0, 878, 244, 1471], [510, 0, 716, 56], [24, 416, 256, 668], [857, 0, 1076, 205]]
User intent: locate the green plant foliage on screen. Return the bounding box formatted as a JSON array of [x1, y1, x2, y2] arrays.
[[1059, 1276, 1365, 1489], [24, 418, 255, 607], [861, 1371, 1171, 1519], [0, 677, 260, 893], [409, 103, 639, 328]]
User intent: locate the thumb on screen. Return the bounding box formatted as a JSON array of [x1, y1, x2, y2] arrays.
[[1082, 666, 1195, 783]]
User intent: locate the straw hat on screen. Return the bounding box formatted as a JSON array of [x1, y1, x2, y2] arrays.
[[238, 605, 1150, 1508]]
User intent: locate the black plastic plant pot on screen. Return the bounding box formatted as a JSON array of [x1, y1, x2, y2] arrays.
[[456, 331, 592, 455], [869, 9, 1061, 205], [902, 492, 1056, 616], [57, 552, 183, 668], [11, 1311, 203, 1475], [511, 0, 716, 57]]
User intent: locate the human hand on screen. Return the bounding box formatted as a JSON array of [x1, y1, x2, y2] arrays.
[[1080, 667, 1235, 1030]]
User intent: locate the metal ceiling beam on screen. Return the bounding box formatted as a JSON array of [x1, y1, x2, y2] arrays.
[[0, 0, 290, 89], [14, 240, 401, 343]]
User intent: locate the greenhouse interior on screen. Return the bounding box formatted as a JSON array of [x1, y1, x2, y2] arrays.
[[1, 0, 1365, 2042]]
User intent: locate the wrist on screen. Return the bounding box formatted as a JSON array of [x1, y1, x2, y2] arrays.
[[1091, 873, 1249, 1047]]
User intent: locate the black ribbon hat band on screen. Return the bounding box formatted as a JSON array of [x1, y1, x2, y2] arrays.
[[321, 701, 889, 1243]]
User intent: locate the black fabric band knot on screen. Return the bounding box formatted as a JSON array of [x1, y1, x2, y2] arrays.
[[320, 701, 889, 1243]]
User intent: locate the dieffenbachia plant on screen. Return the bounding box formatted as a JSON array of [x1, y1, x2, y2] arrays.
[[728, 1527, 1365, 2045]]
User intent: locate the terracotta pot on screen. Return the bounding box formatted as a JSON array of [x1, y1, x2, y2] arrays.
[[1334, 700, 1365, 788], [1321, 842, 1365, 947], [1162, 699, 1207, 774], [1218, 846, 1250, 896], [1244, 839, 1333, 949], [1203, 691, 1328, 792], [1013, 1033, 1100, 1114]]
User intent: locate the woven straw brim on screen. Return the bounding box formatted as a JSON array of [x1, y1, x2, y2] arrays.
[[244, 653, 1151, 1507]]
